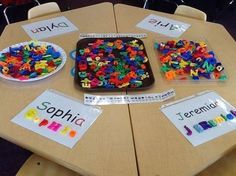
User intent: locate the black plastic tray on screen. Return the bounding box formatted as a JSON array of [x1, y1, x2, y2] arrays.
[[74, 37, 155, 91]]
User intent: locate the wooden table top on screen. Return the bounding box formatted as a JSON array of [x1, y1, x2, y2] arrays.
[[1, 2, 236, 176], [114, 4, 236, 176], [0, 3, 138, 176]]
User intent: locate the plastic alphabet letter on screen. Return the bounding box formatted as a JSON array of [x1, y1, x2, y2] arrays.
[[184, 125, 192, 136], [226, 113, 234, 120], [214, 116, 225, 124], [39, 119, 49, 127], [69, 130, 77, 138], [193, 124, 204, 133], [47, 121, 62, 132], [60, 126, 71, 135], [198, 121, 212, 130]]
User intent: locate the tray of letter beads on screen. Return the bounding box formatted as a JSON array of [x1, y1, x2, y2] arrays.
[[74, 37, 155, 91], [154, 39, 227, 81], [0, 41, 66, 82]]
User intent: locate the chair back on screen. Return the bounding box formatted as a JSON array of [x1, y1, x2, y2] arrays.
[[144, 0, 178, 14], [174, 5, 207, 21], [28, 2, 60, 19]]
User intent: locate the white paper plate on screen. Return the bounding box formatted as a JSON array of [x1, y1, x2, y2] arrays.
[[0, 41, 67, 82]]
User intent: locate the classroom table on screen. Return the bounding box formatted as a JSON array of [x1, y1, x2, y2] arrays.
[[114, 4, 236, 176], [0, 3, 138, 176]]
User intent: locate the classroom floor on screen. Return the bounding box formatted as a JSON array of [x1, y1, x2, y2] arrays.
[[0, 1, 235, 175]]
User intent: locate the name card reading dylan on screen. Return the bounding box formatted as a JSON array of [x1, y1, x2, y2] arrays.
[[136, 14, 191, 38], [11, 89, 102, 148], [22, 16, 78, 40], [161, 91, 236, 146]]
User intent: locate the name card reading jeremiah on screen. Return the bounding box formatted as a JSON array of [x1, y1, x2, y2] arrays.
[[136, 14, 190, 38], [11, 89, 102, 148], [161, 91, 236, 146], [22, 16, 78, 40]]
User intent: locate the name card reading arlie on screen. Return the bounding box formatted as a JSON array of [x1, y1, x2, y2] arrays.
[[161, 91, 236, 146], [22, 16, 78, 40], [136, 14, 191, 38], [11, 89, 102, 148]]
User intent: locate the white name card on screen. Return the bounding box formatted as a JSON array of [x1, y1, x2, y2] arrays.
[[22, 16, 78, 40], [136, 14, 191, 37], [11, 89, 102, 148], [161, 91, 236, 146]]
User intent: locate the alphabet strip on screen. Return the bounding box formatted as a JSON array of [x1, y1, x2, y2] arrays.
[[79, 33, 147, 39], [84, 89, 175, 105]]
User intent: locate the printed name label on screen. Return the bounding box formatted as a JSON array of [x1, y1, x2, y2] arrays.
[[11, 89, 102, 148], [161, 91, 236, 146], [136, 14, 191, 37], [22, 16, 78, 40]]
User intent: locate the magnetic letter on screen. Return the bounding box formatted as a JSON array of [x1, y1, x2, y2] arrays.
[[47, 121, 62, 132], [208, 120, 217, 127], [184, 125, 192, 136], [39, 119, 48, 127], [193, 124, 204, 133], [60, 126, 71, 135], [226, 113, 234, 120], [69, 130, 77, 138], [230, 110, 236, 117], [198, 121, 212, 130], [214, 116, 225, 124]]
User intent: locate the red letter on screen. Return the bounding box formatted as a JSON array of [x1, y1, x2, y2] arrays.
[[39, 119, 48, 127]]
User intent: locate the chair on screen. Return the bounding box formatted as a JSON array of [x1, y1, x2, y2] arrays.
[[28, 2, 61, 19], [16, 154, 80, 176], [174, 5, 207, 21], [2, 0, 40, 24], [143, 0, 178, 14]]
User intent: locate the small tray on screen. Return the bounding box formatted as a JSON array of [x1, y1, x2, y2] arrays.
[[74, 37, 155, 91], [154, 39, 227, 81]]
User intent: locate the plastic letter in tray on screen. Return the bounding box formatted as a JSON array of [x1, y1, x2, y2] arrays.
[[74, 37, 155, 91]]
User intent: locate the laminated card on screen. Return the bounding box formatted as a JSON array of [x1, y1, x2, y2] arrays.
[[12, 89, 102, 148], [161, 91, 236, 146], [136, 14, 190, 38], [22, 16, 78, 40]]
